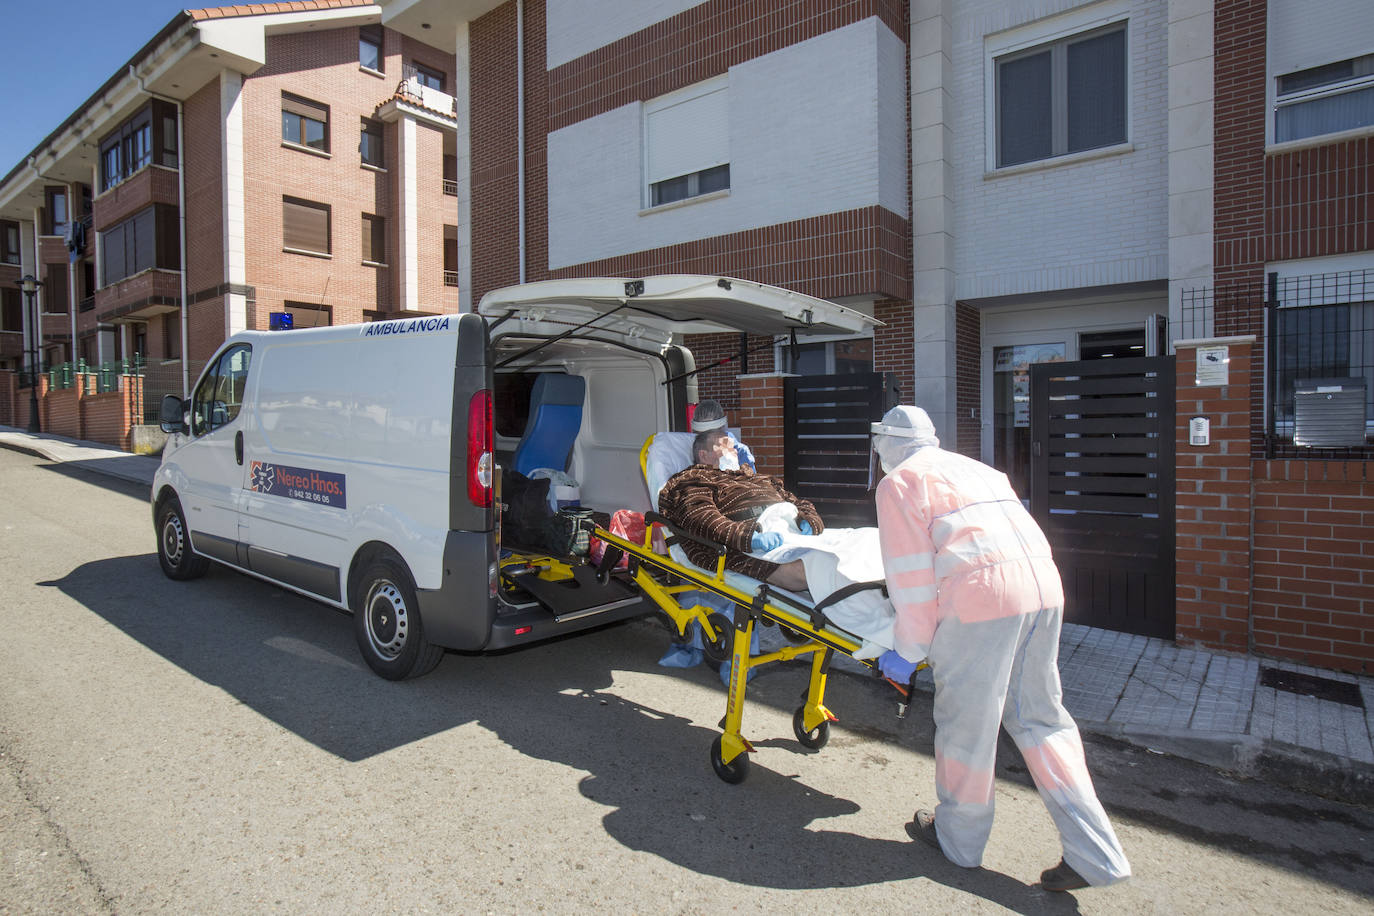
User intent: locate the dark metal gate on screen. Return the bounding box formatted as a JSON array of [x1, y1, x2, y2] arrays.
[[783, 372, 900, 527], [1030, 356, 1175, 638]]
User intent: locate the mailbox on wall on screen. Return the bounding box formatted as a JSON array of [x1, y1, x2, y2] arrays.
[[1293, 377, 1367, 448]]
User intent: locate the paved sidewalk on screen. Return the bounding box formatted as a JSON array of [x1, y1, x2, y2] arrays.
[[4, 424, 1373, 803]]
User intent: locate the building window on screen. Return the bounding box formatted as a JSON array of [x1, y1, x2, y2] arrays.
[[360, 24, 383, 72], [99, 103, 174, 191], [1, 287, 21, 332], [282, 93, 329, 153], [1275, 53, 1374, 143], [0, 220, 19, 264], [413, 62, 444, 91], [282, 301, 332, 329], [644, 76, 729, 208], [283, 197, 331, 256], [43, 263, 69, 314], [994, 22, 1127, 168], [100, 206, 179, 287], [163, 311, 181, 359], [776, 336, 874, 376], [360, 119, 384, 168], [361, 214, 385, 264], [44, 187, 68, 237]]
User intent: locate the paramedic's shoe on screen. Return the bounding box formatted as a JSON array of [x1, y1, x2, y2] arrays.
[[1040, 859, 1089, 892], [905, 810, 942, 854]]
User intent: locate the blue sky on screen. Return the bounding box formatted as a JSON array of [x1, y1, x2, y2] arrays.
[[0, 1, 192, 176]]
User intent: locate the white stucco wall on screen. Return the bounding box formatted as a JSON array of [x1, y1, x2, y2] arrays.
[[948, 0, 1170, 301], [546, 17, 907, 270]]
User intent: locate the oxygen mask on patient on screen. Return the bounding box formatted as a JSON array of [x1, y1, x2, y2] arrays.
[[717, 448, 740, 471]]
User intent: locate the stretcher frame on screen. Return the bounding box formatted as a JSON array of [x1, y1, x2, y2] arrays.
[[583, 435, 890, 784]]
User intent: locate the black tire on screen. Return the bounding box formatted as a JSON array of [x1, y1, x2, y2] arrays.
[[710, 734, 750, 784], [353, 556, 444, 680], [156, 497, 209, 581], [702, 612, 734, 664], [792, 706, 831, 750]]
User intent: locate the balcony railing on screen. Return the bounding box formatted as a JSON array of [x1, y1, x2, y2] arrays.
[[78, 296, 95, 313], [443, 270, 459, 288], [442, 179, 457, 196]]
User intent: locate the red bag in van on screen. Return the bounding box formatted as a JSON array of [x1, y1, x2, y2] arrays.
[[590, 509, 647, 570]]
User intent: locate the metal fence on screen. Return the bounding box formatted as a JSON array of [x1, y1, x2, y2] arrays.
[[1267, 270, 1373, 459], [1179, 270, 1373, 459], [140, 358, 206, 424]]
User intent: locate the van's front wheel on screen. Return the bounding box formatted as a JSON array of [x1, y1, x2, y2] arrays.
[[353, 557, 444, 680], [156, 497, 209, 580]]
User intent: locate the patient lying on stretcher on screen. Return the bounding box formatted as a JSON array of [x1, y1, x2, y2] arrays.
[[656, 429, 896, 658]]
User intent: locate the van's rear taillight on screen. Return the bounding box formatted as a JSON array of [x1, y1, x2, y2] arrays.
[[467, 389, 493, 507]]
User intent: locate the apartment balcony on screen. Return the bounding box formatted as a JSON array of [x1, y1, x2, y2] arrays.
[[443, 270, 459, 288], [94, 269, 181, 323], [443, 179, 457, 196], [396, 64, 456, 119]]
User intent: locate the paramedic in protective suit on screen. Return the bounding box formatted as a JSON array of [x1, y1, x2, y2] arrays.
[[870, 405, 1130, 893]]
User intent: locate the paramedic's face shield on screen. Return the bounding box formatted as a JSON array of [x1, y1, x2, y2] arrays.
[[868, 431, 882, 490]]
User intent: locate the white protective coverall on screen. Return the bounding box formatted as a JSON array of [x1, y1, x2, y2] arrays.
[[872, 406, 1130, 886]]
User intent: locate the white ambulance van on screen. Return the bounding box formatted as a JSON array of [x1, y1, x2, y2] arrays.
[[152, 276, 877, 679]]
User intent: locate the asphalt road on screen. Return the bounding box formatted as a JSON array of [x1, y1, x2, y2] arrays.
[[2, 447, 1372, 914]]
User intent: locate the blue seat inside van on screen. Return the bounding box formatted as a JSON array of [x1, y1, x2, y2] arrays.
[[512, 373, 586, 476]]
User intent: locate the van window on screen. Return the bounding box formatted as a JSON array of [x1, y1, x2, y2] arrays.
[[191, 344, 252, 436], [493, 372, 541, 439]]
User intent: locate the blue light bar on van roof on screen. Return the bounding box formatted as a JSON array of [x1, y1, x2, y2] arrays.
[[269, 312, 294, 331]]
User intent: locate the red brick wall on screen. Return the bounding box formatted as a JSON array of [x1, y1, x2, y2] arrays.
[[243, 28, 402, 327], [470, 0, 550, 300], [45, 381, 81, 439], [551, 207, 910, 302], [736, 374, 785, 477], [0, 370, 15, 426], [92, 166, 179, 230], [414, 121, 458, 312], [683, 332, 777, 412], [1265, 138, 1374, 262], [1251, 461, 1374, 673], [184, 76, 226, 362], [1175, 341, 1254, 655]]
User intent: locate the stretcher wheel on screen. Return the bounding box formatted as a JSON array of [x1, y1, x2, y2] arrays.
[[792, 707, 830, 750], [702, 613, 733, 663], [710, 735, 750, 784]]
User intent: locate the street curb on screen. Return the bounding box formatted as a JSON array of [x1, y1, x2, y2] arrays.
[[0, 438, 52, 461], [1085, 722, 1374, 807]]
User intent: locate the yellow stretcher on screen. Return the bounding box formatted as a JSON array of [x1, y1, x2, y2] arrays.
[[580, 433, 896, 784]]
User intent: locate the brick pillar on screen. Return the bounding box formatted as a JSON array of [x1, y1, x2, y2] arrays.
[[1175, 338, 1255, 652], [736, 373, 788, 478]]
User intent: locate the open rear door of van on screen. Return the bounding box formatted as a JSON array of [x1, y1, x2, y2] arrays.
[[477, 274, 880, 341]]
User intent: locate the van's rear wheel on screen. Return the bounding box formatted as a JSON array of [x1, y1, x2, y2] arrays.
[[353, 557, 443, 680], [156, 497, 208, 580]]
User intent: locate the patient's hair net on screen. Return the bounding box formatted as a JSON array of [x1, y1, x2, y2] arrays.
[[871, 405, 939, 472], [691, 399, 728, 431]]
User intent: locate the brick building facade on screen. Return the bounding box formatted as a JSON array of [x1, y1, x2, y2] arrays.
[[2, 0, 1372, 673]]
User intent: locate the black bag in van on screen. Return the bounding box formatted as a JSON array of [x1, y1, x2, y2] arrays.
[[503, 471, 553, 549]]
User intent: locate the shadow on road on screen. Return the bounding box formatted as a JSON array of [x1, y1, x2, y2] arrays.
[[39, 553, 1079, 907], [40, 554, 1374, 901]]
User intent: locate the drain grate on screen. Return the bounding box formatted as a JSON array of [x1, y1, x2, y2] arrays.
[[1260, 667, 1365, 708]]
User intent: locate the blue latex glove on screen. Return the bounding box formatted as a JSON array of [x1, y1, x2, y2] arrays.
[[798, 520, 813, 535], [736, 441, 757, 472], [751, 531, 782, 552], [878, 650, 918, 683]]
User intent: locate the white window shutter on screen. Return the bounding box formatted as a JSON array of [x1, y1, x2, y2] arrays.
[[646, 84, 728, 184]]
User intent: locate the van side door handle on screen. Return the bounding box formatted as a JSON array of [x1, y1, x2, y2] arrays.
[[235, 431, 244, 465]]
